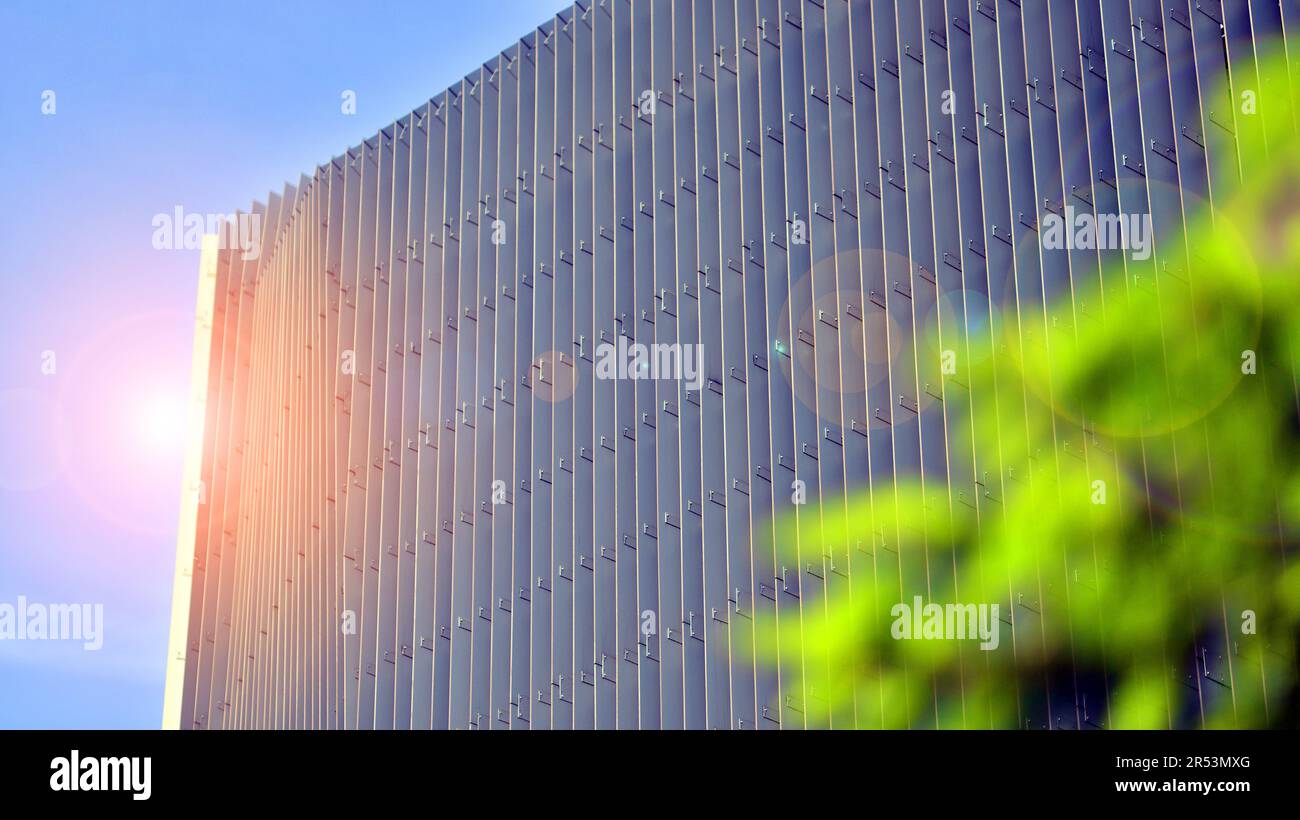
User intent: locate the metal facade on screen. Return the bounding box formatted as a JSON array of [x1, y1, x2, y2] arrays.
[[165, 0, 1296, 729]]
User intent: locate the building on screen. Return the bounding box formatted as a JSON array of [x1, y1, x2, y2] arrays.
[[163, 0, 1295, 729]]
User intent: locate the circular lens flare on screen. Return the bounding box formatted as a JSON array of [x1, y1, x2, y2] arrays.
[[56, 309, 195, 537]]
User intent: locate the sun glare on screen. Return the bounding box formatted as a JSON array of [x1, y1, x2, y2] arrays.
[[138, 393, 189, 453]]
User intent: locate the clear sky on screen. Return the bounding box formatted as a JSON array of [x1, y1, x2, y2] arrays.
[[0, 0, 564, 728]]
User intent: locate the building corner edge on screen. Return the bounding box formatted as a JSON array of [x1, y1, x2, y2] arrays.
[[161, 235, 220, 729]]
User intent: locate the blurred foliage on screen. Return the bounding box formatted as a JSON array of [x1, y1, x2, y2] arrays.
[[754, 44, 1300, 728]]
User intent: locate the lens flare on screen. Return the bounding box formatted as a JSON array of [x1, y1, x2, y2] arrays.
[[136, 392, 188, 454]]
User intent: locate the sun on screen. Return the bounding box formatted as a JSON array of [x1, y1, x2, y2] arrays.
[[137, 392, 189, 454]]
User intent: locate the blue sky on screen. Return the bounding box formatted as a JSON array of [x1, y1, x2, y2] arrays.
[[0, 0, 563, 728]]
